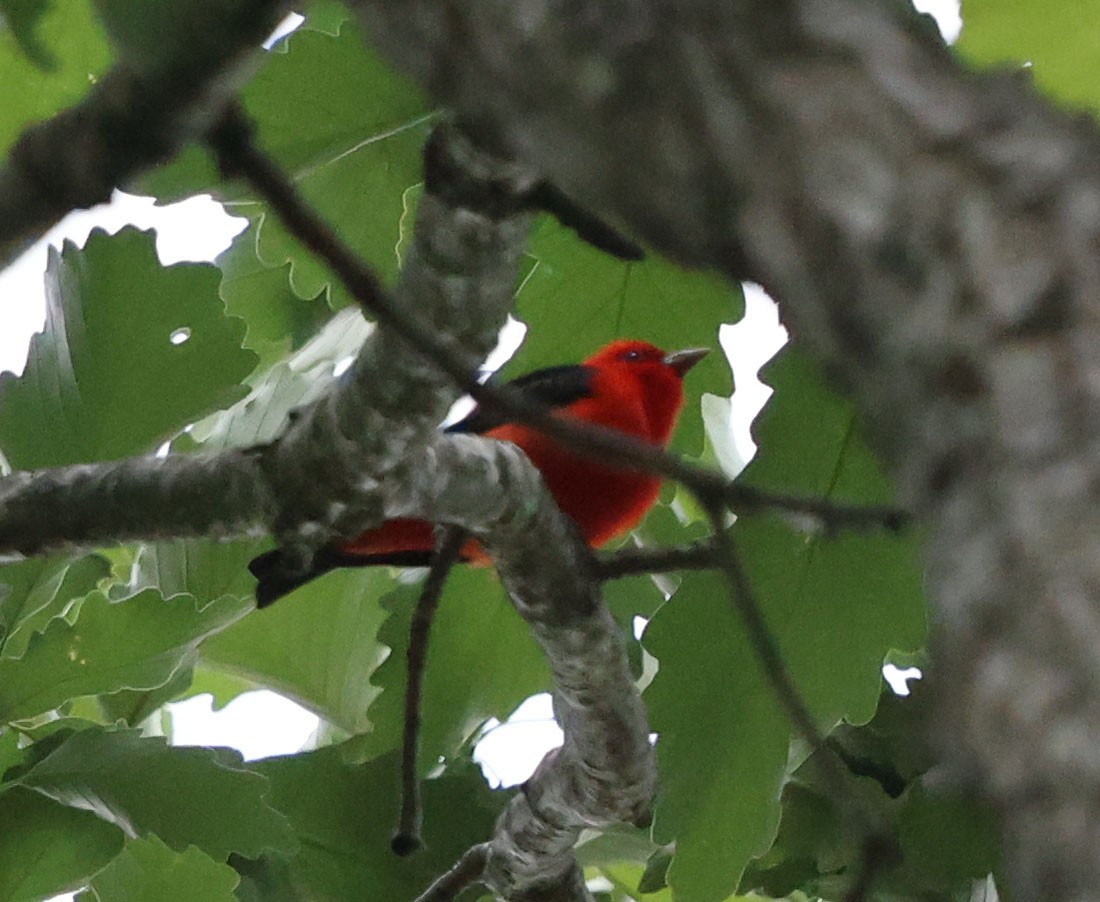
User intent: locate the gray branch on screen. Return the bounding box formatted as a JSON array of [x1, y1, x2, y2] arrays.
[[404, 435, 657, 900], [351, 0, 1100, 896], [0, 450, 272, 556]]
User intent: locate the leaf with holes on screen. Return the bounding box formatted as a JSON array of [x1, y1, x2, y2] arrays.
[[0, 228, 257, 469]]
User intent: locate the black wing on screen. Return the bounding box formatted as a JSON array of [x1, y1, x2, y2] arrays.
[[250, 546, 440, 607], [447, 363, 595, 435]]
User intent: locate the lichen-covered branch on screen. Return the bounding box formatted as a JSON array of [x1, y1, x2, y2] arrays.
[[401, 434, 656, 900], [0, 450, 272, 557], [350, 0, 1100, 896]]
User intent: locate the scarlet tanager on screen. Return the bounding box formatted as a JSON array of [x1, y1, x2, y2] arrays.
[[250, 339, 708, 606]]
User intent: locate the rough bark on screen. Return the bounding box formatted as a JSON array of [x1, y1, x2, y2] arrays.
[[352, 0, 1100, 897]]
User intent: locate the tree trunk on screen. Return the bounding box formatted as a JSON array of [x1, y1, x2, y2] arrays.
[[353, 0, 1100, 897]]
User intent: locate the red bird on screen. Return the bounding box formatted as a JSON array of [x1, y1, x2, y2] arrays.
[[250, 339, 708, 606]]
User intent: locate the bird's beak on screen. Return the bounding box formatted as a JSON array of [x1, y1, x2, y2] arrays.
[[664, 347, 710, 375]]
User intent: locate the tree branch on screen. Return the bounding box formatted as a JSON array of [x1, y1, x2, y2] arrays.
[[6, 0, 1086, 895], [592, 539, 718, 580], [393, 527, 467, 857], [0, 450, 273, 556], [352, 0, 1100, 894], [201, 112, 716, 897]]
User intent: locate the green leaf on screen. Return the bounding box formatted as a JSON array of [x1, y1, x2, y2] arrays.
[[199, 568, 391, 733], [826, 683, 934, 801], [0, 787, 124, 901], [344, 567, 550, 769], [301, 0, 347, 35], [0, 553, 109, 658], [0, 0, 112, 156], [959, 2, 1100, 114], [597, 862, 673, 901], [97, 662, 195, 728], [15, 726, 297, 860], [737, 515, 926, 727], [739, 778, 863, 899], [575, 826, 660, 870], [3, 716, 101, 752], [644, 571, 790, 901], [131, 538, 261, 605], [0, 228, 258, 469], [740, 347, 890, 501], [182, 664, 256, 711], [899, 784, 1001, 892], [645, 516, 924, 898], [253, 748, 502, 900], [79, 834, 239, 902], [736, 342, 928, 709], [0, 0, 55, 68], [643, 346, 929, 899], [93, 0, 281, 72], [144, 21, 433, 302], [0, 729, 21, 782], [185, 306, 371, 451], [215, 220, 333, 371], [0, 589, 248, 722], [511, 216, 739, 455]]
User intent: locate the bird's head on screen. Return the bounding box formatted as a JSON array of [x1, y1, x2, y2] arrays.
[[585, 339, 709, 443]]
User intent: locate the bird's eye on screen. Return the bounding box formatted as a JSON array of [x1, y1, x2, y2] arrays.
[[621, 349, 643, 362]]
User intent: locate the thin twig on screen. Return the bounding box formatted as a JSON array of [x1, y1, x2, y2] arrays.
[[527, 180, 645, 261], [592, 539, 719, 580], [722, 484, 910, 534], [392, 527, 467, 857]]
